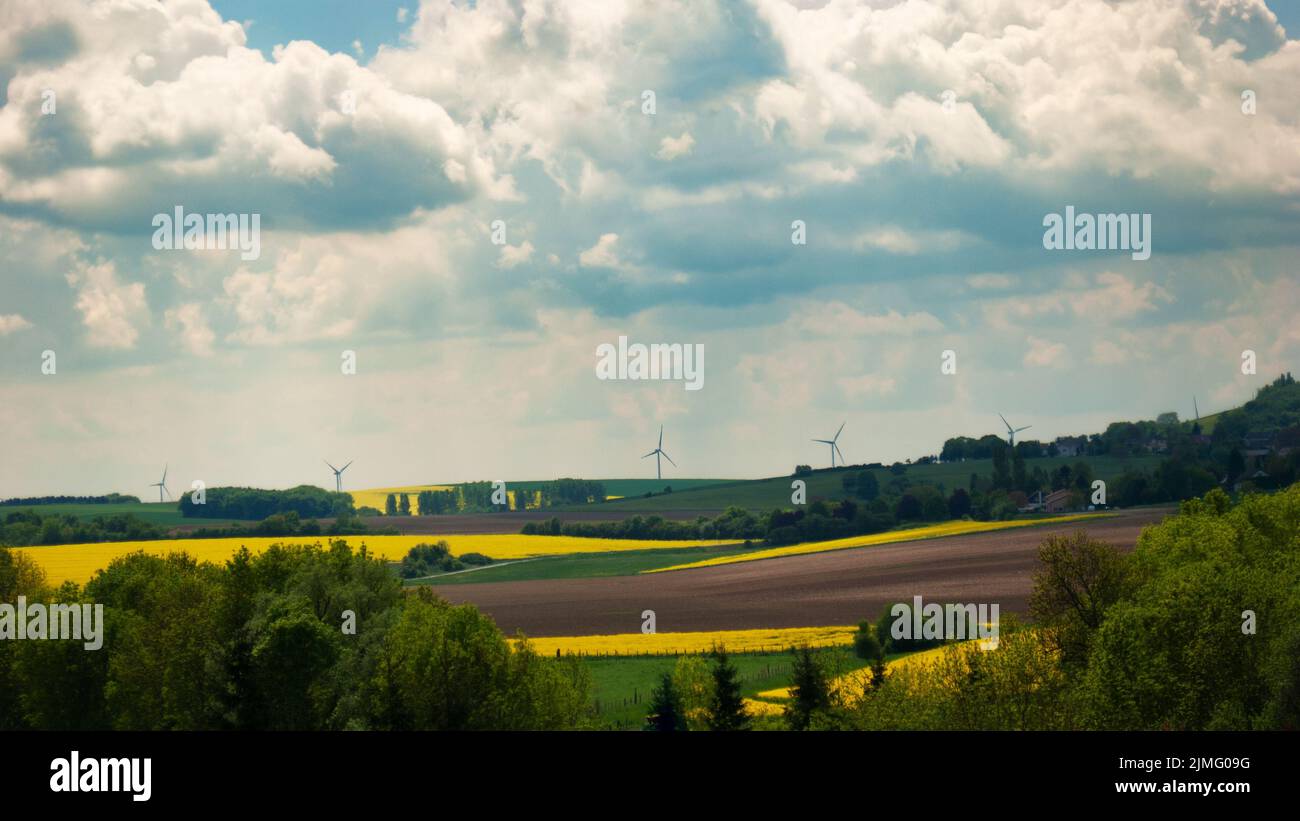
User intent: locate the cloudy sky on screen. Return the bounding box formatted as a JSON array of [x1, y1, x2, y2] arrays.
[[1, 0, 1298, 497]]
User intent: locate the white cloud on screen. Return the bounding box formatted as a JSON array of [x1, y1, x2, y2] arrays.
[[578, 233, 622, 269], [164, 303, 215, 357], [67, 261, 148, 349], [798, 304, 943, 336], [497, 240, 535, 269], [0, 314, 32, 335], [656, 132, 695, 161], [1024, 336, 1067, 368]]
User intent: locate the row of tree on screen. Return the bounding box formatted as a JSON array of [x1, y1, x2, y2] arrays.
[[0, 493, 140, 507], [179, 485, 353, 520]]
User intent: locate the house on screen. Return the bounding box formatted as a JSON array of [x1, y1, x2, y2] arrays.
[[1146, 438, 1168, 454], [1044, 488, 1072, 513], [1018, 490, 1046, 513], [1053, 436, 1086, 458]]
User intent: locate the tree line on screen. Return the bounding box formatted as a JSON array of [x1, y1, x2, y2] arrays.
[[0, 493, 140, 507], [180, 485, 353, 520]]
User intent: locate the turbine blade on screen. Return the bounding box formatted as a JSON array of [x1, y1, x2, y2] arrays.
[[658, 425, 663, 449], [643, 450, 657, 458], [834, 443, 845, 463], [662, 451, 676, 467], [834, 421, 845, 441], [325, 460, 337, 472], [341, 460, 353, 472], [998, 413, 1010, 430], [1016, 425, 1032, 432]]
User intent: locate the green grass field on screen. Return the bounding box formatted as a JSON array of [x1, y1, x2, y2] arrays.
[[411, 543, 756, 586], [583, 646, 915, 729], [501, 478, 733, 498], [562, 455, 1165, 513], [584, 647, 846, 729], [0, 501, 247, 528]]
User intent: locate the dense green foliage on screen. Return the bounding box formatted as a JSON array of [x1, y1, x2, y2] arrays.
[[521, 507, 764, 540], [0, 494, 141, 507], [396, 541, 493, 578], [179, 485, 353, 520], [1, 509, 165, 546], [0, 540, 588, 730]]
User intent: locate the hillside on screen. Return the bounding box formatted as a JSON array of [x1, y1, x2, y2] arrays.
[[564, 455, 1165, 513]]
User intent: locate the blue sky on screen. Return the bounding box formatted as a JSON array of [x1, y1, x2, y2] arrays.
[[1, 0, 1298, 496], [211, 0, 411, 60]]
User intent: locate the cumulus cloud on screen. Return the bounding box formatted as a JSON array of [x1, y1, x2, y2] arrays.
[[0, 314, 32, 335], [164, 302, 215, 356], [1024, 336, 1067, 368], [656, 132, 695, 161], [67, 260, 148, 349], [578, 233, 623, 269]]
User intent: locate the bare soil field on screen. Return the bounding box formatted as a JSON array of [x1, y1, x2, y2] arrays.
[[437, 508, 1171, 637]]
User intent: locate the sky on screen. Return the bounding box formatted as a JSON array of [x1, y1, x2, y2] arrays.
[[1, 0, 1298, 497]]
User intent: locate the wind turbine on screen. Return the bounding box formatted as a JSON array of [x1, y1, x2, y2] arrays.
[[1193, 395, 1200, 422], [812, 422, 846, 468], [149, 464, 171, 502], [325, 459, 353, 492], [999, 413, 1031, 448], [642, 426, 675, 480]]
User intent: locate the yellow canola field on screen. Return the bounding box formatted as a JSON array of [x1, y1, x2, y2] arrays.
[[755, 644, 951, 702], [643, 513, 1109, 573], [15, 534, 742, 587], [351, 486, 541, 512], [516, 625, 857, 657], [348, 485, 455, 512]]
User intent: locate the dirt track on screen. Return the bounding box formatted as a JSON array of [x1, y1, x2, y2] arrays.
[[437, 508, 1172, 637]]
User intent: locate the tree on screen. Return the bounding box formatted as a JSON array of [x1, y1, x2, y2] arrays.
[[853, 620, 883, 662], [895, 493, 922, 521], [786, 646, 831, 730], [1029, 532, 1128, 669], [398, 494, 411, 516], [706, 647, 751, 730], [855, 471, 879, 501], [992, 443, 1011, 489], [385, 494, 397, 516], [644, 672, 687, 731], [947, 487, 972, 519]]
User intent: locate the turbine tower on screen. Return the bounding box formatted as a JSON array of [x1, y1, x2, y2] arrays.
[[149, 464, 171, 502], [642, 426, 675, 480], [999, 413, 1031, 448], [325, 459, 353, 492], [1193, 395, 1200, 422], [812, 422, 846, 468]]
